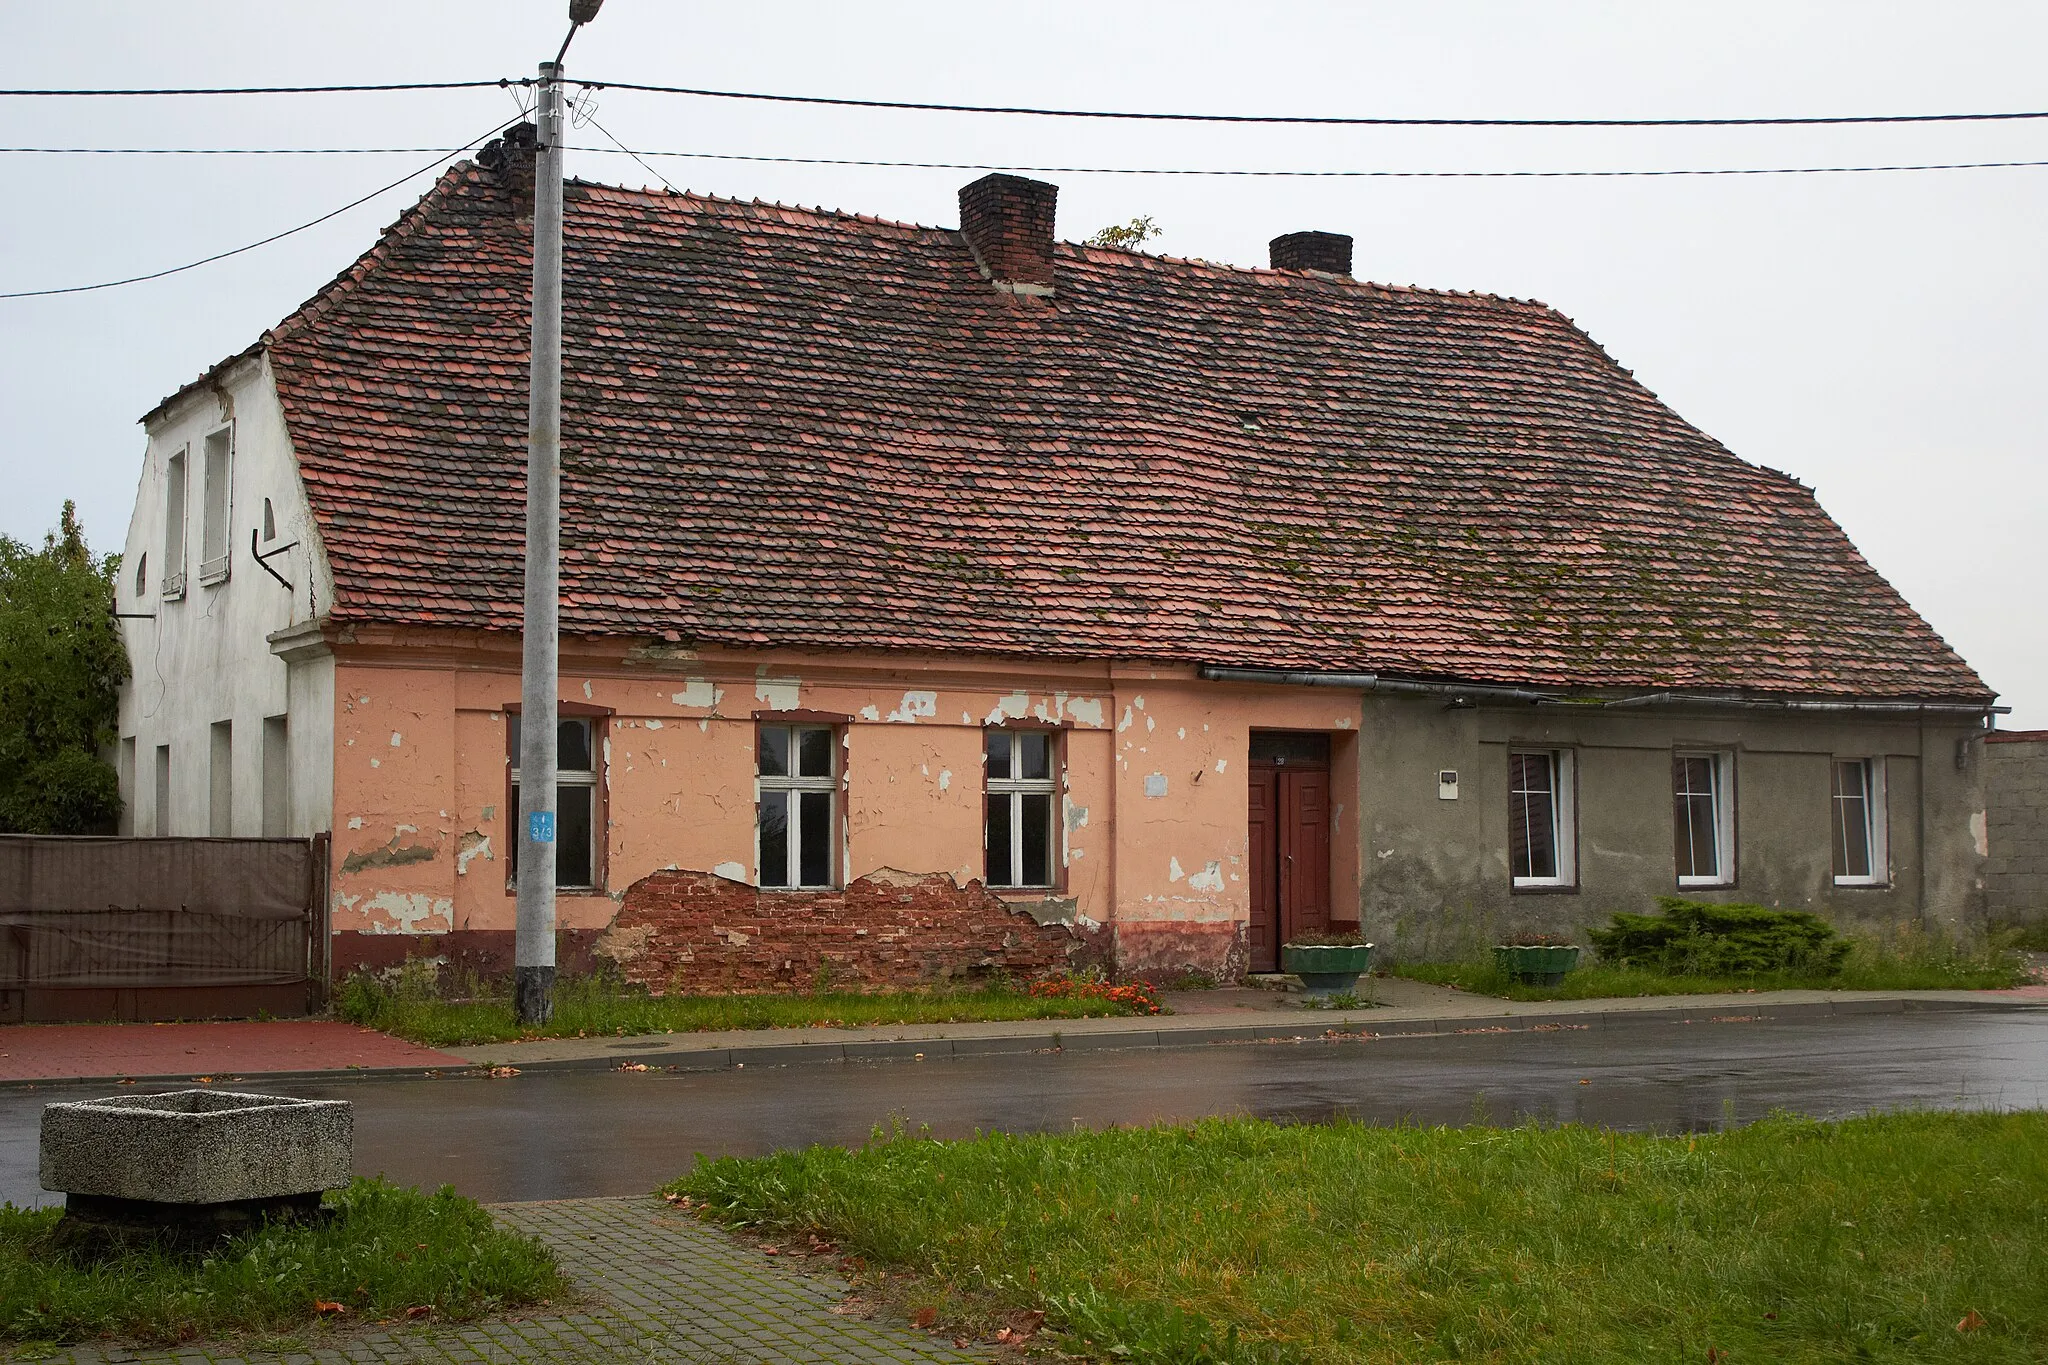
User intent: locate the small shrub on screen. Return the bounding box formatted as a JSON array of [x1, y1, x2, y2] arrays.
[[1590, 897, 1850, 976]]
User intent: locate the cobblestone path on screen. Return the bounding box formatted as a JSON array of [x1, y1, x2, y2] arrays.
[[10, 1197, 992, 1364]]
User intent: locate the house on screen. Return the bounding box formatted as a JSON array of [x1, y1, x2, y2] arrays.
[[113, 128, 2000, 988]]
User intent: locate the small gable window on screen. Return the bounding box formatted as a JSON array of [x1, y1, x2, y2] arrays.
[[262, 497, 277, 542], [199, 425, 233, 585], [132, 552, 147, 598], [161, 447, 188, 599]]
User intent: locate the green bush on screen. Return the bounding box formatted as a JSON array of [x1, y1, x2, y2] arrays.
[[0, 503, 129, 835], [0, 746, 122, 834], [1589, 896, 1851, 976]]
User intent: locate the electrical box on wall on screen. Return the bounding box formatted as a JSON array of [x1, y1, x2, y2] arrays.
[[1438, 770, 1459, 800]]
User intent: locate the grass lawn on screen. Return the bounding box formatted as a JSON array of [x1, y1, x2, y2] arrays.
[[1394, 940, 2029, 1002], [338, 969, 1158, 1048], [0, 1179, 564, 1347], [673, 1111, 2048, 1364]]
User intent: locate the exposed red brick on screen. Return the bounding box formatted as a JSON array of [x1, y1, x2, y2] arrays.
[[600, 869, 1090, 993], [958, 172, 1058, 288]]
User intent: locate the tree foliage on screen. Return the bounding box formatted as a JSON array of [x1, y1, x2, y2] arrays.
[[0, 503, 128, 833], [1086, 215, 1162, 251]]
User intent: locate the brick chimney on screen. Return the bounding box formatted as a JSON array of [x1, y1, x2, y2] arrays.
[[1269, 231, 1353, 276], [478, 122, 539, 209], [959, 173, 1058, 296]]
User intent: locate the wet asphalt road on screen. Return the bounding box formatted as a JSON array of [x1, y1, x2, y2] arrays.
[[2, 1008, 2042, 1208]]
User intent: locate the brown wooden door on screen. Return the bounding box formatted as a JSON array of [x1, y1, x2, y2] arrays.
[[1247, 765, 1279, 973], [1279, 768, 1331, 942], [1246, 734, 1333, 973]]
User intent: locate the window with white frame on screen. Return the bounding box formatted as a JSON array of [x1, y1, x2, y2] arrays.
[[200, 426, 233, 584], [986, 729, 1057, 888], [162, 448, 188, 599], [1509, 749, 1575, 888], [1831, 757, 1887, 885], [1673, 751, 1735, 886], [508, 713, 601, 889], [758, 724, 837, 888]]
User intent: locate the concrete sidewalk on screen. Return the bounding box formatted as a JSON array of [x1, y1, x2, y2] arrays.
[[0, 1020, 464, 1085], [2, 980, 2041, 1088]]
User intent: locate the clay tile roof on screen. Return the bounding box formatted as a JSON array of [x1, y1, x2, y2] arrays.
[[241, 159, 1988, 702]]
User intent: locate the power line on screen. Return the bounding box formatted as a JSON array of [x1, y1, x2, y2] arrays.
[[576, 78, 2048, 129], [0, 146, 471, 155], [6, 74, 2046, 130], [578, 118, 680, 194], [0, 117, 520, 300], [7, 143, 2048, 179], [0, 79, 524, 97], [582, 148, 2048, 179]]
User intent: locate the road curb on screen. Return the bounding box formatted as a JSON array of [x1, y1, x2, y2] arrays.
[[3, 995, 2035, 1090], [450, 993, 2044, 1076]]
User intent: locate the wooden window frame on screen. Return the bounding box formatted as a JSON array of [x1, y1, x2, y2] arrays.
[[503, 700, 611, 895], [198, 422, 235, 586], [161, 445, 189, 601], [756, 721, 841, 890], [985, 727, 1061, 891]]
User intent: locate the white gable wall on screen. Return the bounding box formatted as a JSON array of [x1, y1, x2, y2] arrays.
[[116, 353, 335, 838]]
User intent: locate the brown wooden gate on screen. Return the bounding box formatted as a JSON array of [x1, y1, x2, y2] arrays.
[[0, 834, 329, 1023], [1247, 734, 1332, 973]]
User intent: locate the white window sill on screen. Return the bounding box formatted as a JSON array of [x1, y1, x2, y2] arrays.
[[161, 573, 187, 601], [199, 557, 231, 586], [1832, 877, 1890, 889], [1677, 877, 1733, 889], [1512, 878, 1578, 892]]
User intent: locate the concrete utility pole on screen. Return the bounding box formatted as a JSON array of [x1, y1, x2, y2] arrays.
[[516, 1, 601, 1026]]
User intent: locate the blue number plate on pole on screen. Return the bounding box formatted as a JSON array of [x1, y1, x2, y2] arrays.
[[528, 811, 555, 843]]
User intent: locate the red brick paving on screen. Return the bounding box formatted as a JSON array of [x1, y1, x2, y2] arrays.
[[0, 1020, 464, 1083]]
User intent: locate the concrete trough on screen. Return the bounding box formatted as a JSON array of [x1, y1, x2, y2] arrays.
[[41, 1089, 352, 1250]]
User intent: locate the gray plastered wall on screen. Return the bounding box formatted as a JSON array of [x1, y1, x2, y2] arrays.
[[1984, 736, 2048, 922], [1353, 694, 1989, 960]]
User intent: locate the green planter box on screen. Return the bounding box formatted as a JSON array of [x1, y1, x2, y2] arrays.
[[1493, 944, 1582, 986], [1280, 943, 1374, 996]]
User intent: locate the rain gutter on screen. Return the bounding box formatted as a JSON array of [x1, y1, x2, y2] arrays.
[[1194, 667, 2006, 718]]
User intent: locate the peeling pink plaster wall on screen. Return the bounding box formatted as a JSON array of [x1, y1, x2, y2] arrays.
[[844, 723, 983, 886], [331, 666, 459, 936], [1106, 674, 1363, 972], [326, 651, 1359, 978]]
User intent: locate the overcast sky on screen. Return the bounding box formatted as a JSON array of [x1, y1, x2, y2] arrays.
[[3, 1, 2041, 725]]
